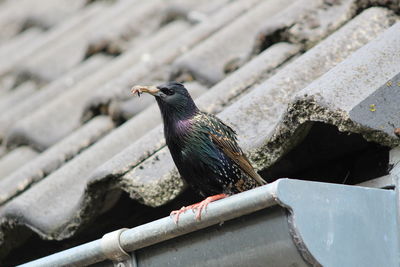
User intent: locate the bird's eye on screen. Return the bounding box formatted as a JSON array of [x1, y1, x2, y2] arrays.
[[161, 88, 174, 96]]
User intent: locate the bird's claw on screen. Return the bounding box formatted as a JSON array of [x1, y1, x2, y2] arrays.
[[131, 87, 142, 97], [169, 202, 209, 224], [170, 206, 192, 224], [192, 202, 207, 220], [170, 194, 228, 224]]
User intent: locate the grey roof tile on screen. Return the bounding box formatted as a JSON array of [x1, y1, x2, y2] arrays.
[[85, 0, 168, 57], [19, 0, 154, 82], [186, 0, 232, 16], [0, 147, 6, 159], [285, 0, 357, 46], [289, 21, 400, 143], [0, 81, 37, 114], [358, 0, 400, 13], [121, 147, 182, 207], [170, 0, 295, 86], [252, 0, 357, 54], [0, 0, 85, 43], [108, 94, 155, 123], [0, 54, 110, 144], [0, 75, 18, 96], [24, 0, 86, 27], [198, 42, 301, 114], [3, 23, 186, 150], [164, 0, 231, 23], [5, 55, 112, 151], [82, 0, 263, 120], [5, 20, 189, 151], [0, 115, 114, 205], [0, 28, 42, 60], [0, 147, 38, 179], [220, 7, 398, 168], [116, 7, 398, 207], [258, 19, 400, 182], [0, 3, 106, 78]]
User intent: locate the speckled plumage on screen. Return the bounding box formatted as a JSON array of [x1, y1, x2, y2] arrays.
[[134, 82, 266, 198], [169, 111, 266, 197]]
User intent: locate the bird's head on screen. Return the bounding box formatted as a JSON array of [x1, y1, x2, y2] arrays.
[[131, 81, 199, 121]]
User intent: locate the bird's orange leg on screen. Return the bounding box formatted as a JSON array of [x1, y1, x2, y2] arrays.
[[170, 193, 228, 224]]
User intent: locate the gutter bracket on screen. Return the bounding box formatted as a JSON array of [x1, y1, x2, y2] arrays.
[[101, 228, 136, 267]]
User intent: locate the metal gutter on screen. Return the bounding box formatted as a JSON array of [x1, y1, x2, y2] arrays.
[[119, 182, 279, 253], [19, 181, 280, 267], [389, 147, 400, 267], [19, 179, 399, 267]]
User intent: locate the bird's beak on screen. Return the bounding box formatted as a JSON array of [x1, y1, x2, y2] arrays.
[[131, 85, 160, 97]]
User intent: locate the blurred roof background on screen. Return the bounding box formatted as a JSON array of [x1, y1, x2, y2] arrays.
[[0, 0, 399, 265]]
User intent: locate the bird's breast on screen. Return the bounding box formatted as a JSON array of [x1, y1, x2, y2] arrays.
[[175, 119, 192, 134]]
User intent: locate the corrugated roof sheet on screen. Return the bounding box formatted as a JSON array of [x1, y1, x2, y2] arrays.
[[0, 0, 399, 265]]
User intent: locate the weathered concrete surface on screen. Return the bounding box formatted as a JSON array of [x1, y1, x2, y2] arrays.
[[0, 81, 37, 114], [0, 116, 114, 205], [253, 0, 358, 53], [0, 3, 106, 78], [0, 0, 85, 43], [118, 7, 398, 206], [121, 148, 183, 207], [0, 55, 109, 143], [249, 21, 400, 185], [82, 0, 262, 121], [0, 147, 38, 180], [85, 0, 167, 58], [164, 0, 231, 24], [349, 73, 400, 136], [20, 0, 168, 82], [358, 0, 400, 13], [0, 28, 42, 61], [198, 43, 301, 114], [277, 21, 400, 151], [0, 147, 5, 159], [221, 8, 398, 168], [5, 21, 189, 151], [170, 0, 295, 86], [0, 75, 18, 97]]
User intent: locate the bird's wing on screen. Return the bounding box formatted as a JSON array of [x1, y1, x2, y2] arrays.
[[201, 114, 267, 186]]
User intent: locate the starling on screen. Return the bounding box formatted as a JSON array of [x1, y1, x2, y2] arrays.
[[131, 82, 267, 222]]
